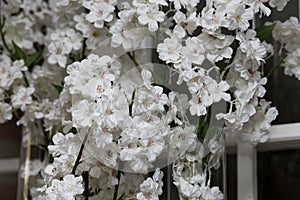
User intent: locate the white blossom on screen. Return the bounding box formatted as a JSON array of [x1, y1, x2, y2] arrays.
[[0, 55, 24, 89], [169, 0, 199, 11], [0, 102, 13, 123], [173, 11, 198, 38], [137, 168, 163, 200], [244, 0, 271, 17], [137, 4, 165, 32], [45, 174, 84, 200], [85, 1, 115, 28], [269, 0, 290, 11], [283, 48, 300, 80], [273, 17, 300, 51], [48, 41, 70, 68], [11, 86, 35, 111], [157, 37, 182, 63], [71, 100, 101, 128], [227, 4, 253, 31]]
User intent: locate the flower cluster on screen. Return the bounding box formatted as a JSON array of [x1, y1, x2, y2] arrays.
[[0, 0, 295, 199], [273, 17, 300, 80]]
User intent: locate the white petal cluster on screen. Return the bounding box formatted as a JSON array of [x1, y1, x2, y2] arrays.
[[0, 55, 25, 89], [64, 55, 196, 173], [269, 0, 290, 11], [273, 17, 300, 80], [48, 28, 83, 68], [283, 49, 300, 80], [44, 174, 84, 200], [137, 4, 165, 32], [273, 17, 300, 51], [173, 158, 224, 200], [11, 86, 35, 111], [83, 0, 116, 29], [0, 102, 12, 123], [136, 168, 163, 200]]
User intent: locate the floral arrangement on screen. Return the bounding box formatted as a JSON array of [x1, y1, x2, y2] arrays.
[[0, 0, 298, 199]]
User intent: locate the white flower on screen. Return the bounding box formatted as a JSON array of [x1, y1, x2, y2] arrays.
[[227, 4, 253, 31], [85, 1, 115, 28], [283, 48, 300, 80], [245, 0, 271, 17], [149, 0, 168, 6], [71, 100, 101, 128], [236, 30, 267, 67], [48, 41, 70, 68], [110, 20, 147, 50], [182, 37, 205, 65], [11, 86, 35, 111], [200, 7, 229, 32], [120, 147, 155, 172], [61, 174, 84, 197], [0, 102, 13, 123], [189, 90, 212, 116], [201, 186, 224, 200], [208, 137, 223, 154], [3, 14, 34, 49], [65, 54, 117, 98], [174, 176, 202, 198], [157, 37, 182, 63], [44, 164, 58, 177], [74, 14, 91, 36], [133, 86, 168, 115], [173, 11, 198, 38], [65, 29, 83, 51], [169, 126, 197, 157], [240, 99, 278, 144], [205, 78, 231, 102], [137, 4, 165, 32], [169, 0, 199, 11], [273, 17, 300, 51], [269, 0, 290, 11], [45, 174, 84, 200], [94, 128, 113, 148], [0, 55, 24, 89], [137, 168, 163, 200], [198, 31, 234, 63], [214, 0, 242, 12]]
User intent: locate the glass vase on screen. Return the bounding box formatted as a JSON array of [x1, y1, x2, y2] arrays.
[[17, 39, 227, 200]]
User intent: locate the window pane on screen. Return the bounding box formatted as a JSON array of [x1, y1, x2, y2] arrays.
[[258, 149, 300, 199], [0, 173, 18, 200], [226, 153, 237, 200]]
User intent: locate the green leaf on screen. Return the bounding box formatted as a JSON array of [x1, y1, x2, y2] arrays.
[[255, 23, 276, 41], [11, 41, 27, 61], [196, 106, 211, 142], [27, 51, 42, 70], [52, 83, 63, 94]]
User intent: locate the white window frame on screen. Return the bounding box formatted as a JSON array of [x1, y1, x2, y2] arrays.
[[226, 122, 300, 200]]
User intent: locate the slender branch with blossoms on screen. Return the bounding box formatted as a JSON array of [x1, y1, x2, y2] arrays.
[[0, 0, 296, 199]]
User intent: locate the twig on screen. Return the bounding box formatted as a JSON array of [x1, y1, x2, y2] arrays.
[[71, 131, 89, 175]]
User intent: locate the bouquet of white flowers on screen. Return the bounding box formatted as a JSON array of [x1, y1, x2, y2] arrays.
[[0, 0, 297, 199]]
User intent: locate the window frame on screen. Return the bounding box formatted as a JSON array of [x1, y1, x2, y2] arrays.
[[226, 122, 300, 200]]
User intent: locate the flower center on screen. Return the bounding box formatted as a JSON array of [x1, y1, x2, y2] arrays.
[[143, 192, 152, 199], [147, 11, 154, 19]]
